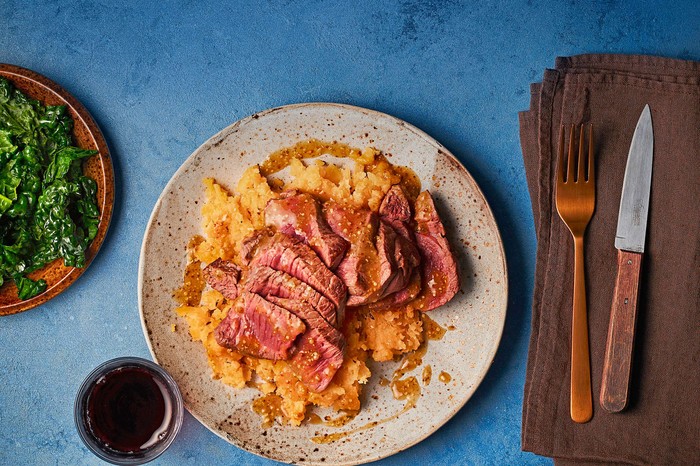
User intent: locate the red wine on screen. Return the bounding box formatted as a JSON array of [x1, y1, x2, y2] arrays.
[[85, 366, 172, 453]]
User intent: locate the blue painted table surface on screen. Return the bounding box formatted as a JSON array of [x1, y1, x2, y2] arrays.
[[1, 1, 698, 465]]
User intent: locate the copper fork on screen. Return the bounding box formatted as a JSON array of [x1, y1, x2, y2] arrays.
[[555, 124, 595, 423]]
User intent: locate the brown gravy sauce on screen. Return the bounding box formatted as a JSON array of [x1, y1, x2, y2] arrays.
[[422, 314, 447, 341], [323, 410, 359, 427], [305, 410, 358, 428], [422, 365, 432, 385], [393, 342, 428, 380], [307, 411, 359, 427], [252, 394, 284, 429], [327, 204, 381, 294], [311, 398, 416, 444], [260, 140, 360, 176], [173, 236, 206, 306], [392, 165, 421, 200], [390, 377, 420, 405], [311, 420, 381, 444], [412, 269, 451, 311]]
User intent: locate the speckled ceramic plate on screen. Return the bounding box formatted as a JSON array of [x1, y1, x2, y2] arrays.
[[0, 64, 114, 316], [138, 103, 507, 465]]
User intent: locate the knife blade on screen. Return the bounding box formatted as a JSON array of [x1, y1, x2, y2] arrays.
[[614, 104, 654, 253], [600, 104, 653, 413]]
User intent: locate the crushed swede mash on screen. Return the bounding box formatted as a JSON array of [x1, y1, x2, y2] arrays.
[[175, 142, 424, 426]]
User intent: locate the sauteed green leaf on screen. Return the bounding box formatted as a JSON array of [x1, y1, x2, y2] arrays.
[[0, 77, 99, 300]]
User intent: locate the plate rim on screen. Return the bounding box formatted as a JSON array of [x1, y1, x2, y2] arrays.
[[138, 102, 508, 465], [0, 63, 115, 316]]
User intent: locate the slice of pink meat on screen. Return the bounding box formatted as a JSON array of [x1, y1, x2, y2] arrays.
[[245, 265, 338, 328], [412, 191, 460, 311], [265, 191, 349, 269], [244, 231, 347, 325], [325, 203, 397, 307], [267, 296, 345, 392], [368, 268, 422, 311], [214, 292, 306, 360], [378, 185, 422, 299], [203, 259, 241, 300]]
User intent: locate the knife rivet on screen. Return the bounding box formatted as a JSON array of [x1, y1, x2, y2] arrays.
[[627, 260, 632, 265], [624, 298, 629, 304]]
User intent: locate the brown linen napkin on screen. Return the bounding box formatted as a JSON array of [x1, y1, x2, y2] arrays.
[[520, 54, 700, 465]]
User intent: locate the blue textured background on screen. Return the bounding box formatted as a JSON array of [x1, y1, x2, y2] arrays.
[[1, 1, 698, 465]]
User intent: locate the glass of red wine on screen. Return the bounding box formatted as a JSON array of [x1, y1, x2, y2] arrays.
[[75, 357, 184, 464]]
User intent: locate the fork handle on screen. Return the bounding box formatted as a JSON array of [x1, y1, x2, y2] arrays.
[[600, 249, 643, 412], [571, 235, 593, 423]]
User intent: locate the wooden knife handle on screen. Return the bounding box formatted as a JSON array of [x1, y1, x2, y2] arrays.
[[600, 249, 643, 412]]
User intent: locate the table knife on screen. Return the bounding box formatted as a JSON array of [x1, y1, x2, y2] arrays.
[[600, 104, 653, 412]]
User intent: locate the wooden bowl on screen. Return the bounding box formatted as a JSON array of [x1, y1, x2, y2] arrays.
[[0, 64, 114, 316]]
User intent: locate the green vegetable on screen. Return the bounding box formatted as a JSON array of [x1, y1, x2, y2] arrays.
[[15, 276, 47, 300], [0, 77, 99, 300]]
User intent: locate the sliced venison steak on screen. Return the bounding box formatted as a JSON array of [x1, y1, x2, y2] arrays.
[[246, 232, 347, 321], [325, 203, 396, 306], [379, 186, 422, 257], [290, 327, 345, 392], [214, 292, 306, 360], [239, 228, 273, 265], [377, 219, 420, 298], [378, 185, 421, 299], [368, 267, 422, 311], [265, 191, 349, 269], [266, 296, 331, 331], [245, 265, 338, 328], [379, 184, 412, 235], [267, 296, 346, 392], [203, 259, 241, 300], [412, 191, 460, 311]]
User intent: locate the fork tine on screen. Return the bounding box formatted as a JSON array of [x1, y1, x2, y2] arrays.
[[587, 124, 594, 184], [577, 124, 585, 183], [558, 125, 566, 184], [567, 124, 576, 182]]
